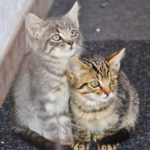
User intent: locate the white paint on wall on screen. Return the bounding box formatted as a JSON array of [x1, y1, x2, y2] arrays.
[[0, 0, 33, 61], [0, 0, 53, 106]]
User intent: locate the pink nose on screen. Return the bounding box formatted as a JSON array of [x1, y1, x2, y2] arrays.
[[102, 87, 111, 96]]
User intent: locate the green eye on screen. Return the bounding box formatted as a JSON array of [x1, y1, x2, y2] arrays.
[[71, 30, 78, 37], [90, 80, 100, 88], [51, 34, 62, 41], [110, 78, 116, 85]]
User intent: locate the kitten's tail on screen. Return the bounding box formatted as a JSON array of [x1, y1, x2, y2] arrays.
[[12, 126, 73, 150]]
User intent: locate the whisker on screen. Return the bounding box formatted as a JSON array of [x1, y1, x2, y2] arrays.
[[113, 96, 123, 106]]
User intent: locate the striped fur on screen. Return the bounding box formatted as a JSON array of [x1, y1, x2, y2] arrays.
[[12, 1, 82, 149], [12, 126, 73, 150], [67, 49, 139, 150]]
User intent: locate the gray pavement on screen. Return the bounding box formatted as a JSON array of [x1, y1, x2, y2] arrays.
[[48, 0, 150, 41]]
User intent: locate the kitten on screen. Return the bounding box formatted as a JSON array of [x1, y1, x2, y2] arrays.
[[12, 1, 82, 149], [67, 49, 139, 150]]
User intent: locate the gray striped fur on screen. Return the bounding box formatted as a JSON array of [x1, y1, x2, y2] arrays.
[[12, 1, 82, 149]]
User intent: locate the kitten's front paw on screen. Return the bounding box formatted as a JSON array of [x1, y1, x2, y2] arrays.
[[98, 144, 118, 150], [93, 134, 103, 142], [73, 142, 90, 150]]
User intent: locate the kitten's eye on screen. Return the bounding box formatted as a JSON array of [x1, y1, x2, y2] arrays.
[[110, 78, 116, 85], [71, 30, 78, 37], [51, 34, 62, 41], [90, 80, 100, 88]]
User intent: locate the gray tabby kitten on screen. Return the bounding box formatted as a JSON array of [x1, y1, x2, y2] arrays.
[[12, 1, 82, 148], [67, 49, 139, 150]]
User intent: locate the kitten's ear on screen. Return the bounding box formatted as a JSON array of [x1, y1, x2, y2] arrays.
[[107, 48, 126, 72], [65, 1, 80, 27], [25, 13, 48, 39], [67, 57, 89, 80]]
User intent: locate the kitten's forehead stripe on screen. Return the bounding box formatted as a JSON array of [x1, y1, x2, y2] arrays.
[[57, 21, 71, 32], [81, 58, 100, 74], [47, 19, 76, 34], [81, 57, 110, 79], [95, 58, 109, 79]]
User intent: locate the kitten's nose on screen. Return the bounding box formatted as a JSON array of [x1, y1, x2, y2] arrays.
[[67, 41, 74, 46], [102, 87, 111, 96]]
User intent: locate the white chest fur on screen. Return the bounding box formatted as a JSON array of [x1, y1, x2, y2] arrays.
[[45, 76, 70, 115], [82, 113, 119, 133]]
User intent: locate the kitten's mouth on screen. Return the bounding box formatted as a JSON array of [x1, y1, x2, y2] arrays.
[[68, 43, 76, 51], [69, 45, 74, 51]]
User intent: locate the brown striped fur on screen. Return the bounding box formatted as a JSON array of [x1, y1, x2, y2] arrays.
[[67, 49, 139, 150]]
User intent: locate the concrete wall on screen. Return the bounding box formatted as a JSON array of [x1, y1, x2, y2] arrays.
[[0, 0, 53, 106]]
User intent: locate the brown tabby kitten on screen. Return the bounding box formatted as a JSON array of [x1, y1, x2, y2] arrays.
[[67, 49, 139, 150], [12, 1, 82, 149]]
